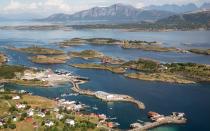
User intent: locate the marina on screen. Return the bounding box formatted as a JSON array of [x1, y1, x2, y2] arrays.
[[70, 77, 145, 110]]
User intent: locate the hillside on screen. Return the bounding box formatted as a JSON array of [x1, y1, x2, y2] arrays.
[[157, 10, 210, 24]]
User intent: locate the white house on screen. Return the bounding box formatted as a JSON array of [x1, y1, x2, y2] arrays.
[[27, 109, 34, 117], [0, 122, 3, 126], [37, 112, 45, 118], [12, 116, 17, 122], [12, 96, 20, 100], [16, 104, 26, 109], [53, 108, 59, 112], [56, 114, 64, 120], [65, 119, 75, 126], [45, 120, 54, 127], [0, 88, 5, 92]]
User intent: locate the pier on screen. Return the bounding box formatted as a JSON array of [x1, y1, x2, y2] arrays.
[[129, 112, 187, 131], [69, 78, 145, 110]]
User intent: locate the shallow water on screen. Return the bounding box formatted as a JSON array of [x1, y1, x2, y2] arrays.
[[0, 28, 210, 130]]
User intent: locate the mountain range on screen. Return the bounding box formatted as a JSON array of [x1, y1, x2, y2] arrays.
[[42, 3, 210, 22], [43, 4, 175, 22]]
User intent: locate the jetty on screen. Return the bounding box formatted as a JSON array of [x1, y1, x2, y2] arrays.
[[129, 112, 187, 131], [70, 78, 145, 110]]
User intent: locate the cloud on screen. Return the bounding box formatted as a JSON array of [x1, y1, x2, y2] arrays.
[[136, 2, 145, 8], [2, 0, 72, 15]]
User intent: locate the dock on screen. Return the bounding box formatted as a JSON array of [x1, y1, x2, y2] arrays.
[[129, 112, 187, 131], [70, 78, 145, 110]]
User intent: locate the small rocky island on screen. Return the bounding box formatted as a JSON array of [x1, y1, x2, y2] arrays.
[[9, 46, 65, 55], [59, 38, 189, 53], [69, 50, 125, 64], [8, 46, 71, 64], [31, 55, 70, 64], [189, 48, 210, 55]]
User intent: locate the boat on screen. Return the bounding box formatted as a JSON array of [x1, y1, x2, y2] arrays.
[[108, 117, 117, 120], [92, 105, 98, 110]]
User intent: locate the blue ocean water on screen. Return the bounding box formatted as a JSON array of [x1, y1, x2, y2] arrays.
[[0, 27, 210, 130]]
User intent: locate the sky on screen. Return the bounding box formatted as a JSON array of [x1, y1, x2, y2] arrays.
[[0, 0, 209, 18]]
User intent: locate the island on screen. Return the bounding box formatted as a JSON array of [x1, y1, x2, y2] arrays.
[[71, 57, 210, 84], [9, 46, 65, 55], [188, 48, 210, 55], [60, 38, 122, 47], [123, 59, 210, 83], [70, 63, 126, 74], [121, 40, 185, 52], [59, 38, 189, 53], [69, 50, 125, 64], [30, 55, 70, 64], [69, 50, 104, 60], [125, 73, 194, 84]]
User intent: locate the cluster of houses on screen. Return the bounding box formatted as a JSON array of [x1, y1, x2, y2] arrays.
[[57, 99, 84, 112], [0, 87, 116, 129]]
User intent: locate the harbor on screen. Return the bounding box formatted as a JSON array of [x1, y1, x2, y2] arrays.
[[129, 112, 187, 131], [69, 76, 145, 110]]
